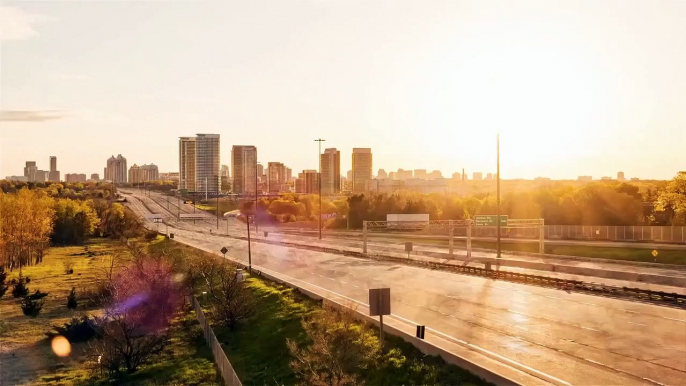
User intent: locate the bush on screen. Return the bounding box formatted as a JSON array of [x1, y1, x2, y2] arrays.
[[47, 315, 99, 342], [64, 260, 75, 275], [21, 290, 48, 317], [67, 287, 78, 309], [145, 230, 159, 240], [0, 266, 8, 298], [12, 274, 29, 298]]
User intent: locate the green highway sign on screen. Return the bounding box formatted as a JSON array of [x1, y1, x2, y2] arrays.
[[474, 215, 508, 226]]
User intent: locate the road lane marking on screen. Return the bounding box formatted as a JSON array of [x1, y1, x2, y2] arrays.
[[643, 378, 667, 386], [624, 310, 639, 314], [627, 321, 647, 326], [580, 326, 602, 332], [662, 317, 686, 323]]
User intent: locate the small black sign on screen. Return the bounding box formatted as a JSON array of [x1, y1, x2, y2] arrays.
[[416, 325, 425, 339], [220, 247, 228, 255]]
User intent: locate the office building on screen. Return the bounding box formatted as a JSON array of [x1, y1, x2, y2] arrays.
[[179, 137, 197, 191], [388, 172, 397, 180], [578, 176, 593, 182], [24, 161, 37, 182], [195, 134, 220, 193], [414, 169, 428, 179], [35, 170, 48, 182], [49, 156, 60, 182], [617, 171, 625, 181], [377, 169, 387, 179], [486, 173, 493, 180], [285, 167, 293, 182], [90, 173, 99, 181], [429, 170, 443, 179], [141, 164, 159, 181], [128, 164, 143, 184], [296, 170, 319, 194], [105, 154, 127, 183], [257, 163, 265, 181], [232, 145, 257, 195], [65, 173, 87, 183], [352, 148, 372, 193], [321, 148, 341, 195], [268, 162, 287, 193], [5, 175, 28, 182], [347, 170, 352, 180], [160, 172, 179, 182], [221, 165, 230, 178], [601, 176, 612, 181], [630, 177, 640, 181], [472, 172, 483, 181]]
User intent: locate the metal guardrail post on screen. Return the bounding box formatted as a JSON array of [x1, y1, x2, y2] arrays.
[[448, 220, 454, 257], [466, 220, 472, 257], [363, 221, 368, 254]]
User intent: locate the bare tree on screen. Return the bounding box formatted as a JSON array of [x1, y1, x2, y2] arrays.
[[197, 258, 255, 331], [287, 305, 380, 386]]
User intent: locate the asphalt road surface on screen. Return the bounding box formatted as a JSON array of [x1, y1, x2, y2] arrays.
[[125, 192, 686, 386]]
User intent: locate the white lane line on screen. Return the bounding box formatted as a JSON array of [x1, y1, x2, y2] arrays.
[[584, 358, 606, 366], [627, 321, 647, 327], [624, 309, 639, 314], [340, 280, 347, 284], [580, 326, 602, 333], [580, 302, 598, 306], [643, 378, 667, 386], [544, 295, 562, 300], [351, 284, 359, 288], [662, 317, 686, 323]]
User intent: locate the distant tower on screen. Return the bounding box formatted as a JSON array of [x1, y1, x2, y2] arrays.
[[617, 171, 625, 181], [462, 168, 465, 181]]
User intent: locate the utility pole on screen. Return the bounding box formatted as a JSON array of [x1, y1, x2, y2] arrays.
[[216, 192, 219, 229], [496, 133, 501, 259], [255, 159, 260, 234], [315, 138, 325, 240], [247, 214, 252, 274]]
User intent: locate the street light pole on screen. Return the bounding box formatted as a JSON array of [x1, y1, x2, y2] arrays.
[[255, 159, 261, 234], [496, 133, 501, 259], [315, 138, 325, 240]]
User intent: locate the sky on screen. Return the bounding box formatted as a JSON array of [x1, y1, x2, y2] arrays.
[[1, 0, 685, 180]]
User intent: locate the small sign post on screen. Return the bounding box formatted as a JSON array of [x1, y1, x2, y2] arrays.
[[652, 249, 658, 262], [369, 288, 391, 350], [404, 242, 413, 259], [220, 246, 228, 259]]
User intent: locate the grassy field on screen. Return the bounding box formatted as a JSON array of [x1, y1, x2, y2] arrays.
[[0, 239, 221, 386], [367, 235, 686, 265], [200, 276, 491, 386]]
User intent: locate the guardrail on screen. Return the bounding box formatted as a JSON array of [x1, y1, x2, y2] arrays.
[[188, 295, 242, 386]]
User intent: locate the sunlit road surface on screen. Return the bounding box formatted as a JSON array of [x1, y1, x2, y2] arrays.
[[131, 191, 686, 290], [125, 192, 686, 385]]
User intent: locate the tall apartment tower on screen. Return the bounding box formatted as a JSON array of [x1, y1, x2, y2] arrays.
[[24, 161, 37, 182], [195, 134, 220, 193], [231, 145, 257, 195], [105, 154, 127, 183], [267, 162, 286, 193], [49, 156, 60, 182], [179, 137, 197, 191], [352, 148, 372, 193], [321, 148, 341, 195], [617, 171, 625, 181]]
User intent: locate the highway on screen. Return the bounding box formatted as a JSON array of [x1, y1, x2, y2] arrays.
[[125, 191, 686, 385]]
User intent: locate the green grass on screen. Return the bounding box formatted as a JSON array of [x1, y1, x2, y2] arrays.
[[0, 239, 222, 386], [204, 277, 491, 386], [369, 236, 686, 265]]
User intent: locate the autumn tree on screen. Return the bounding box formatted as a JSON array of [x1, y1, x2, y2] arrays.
[[655, 172, 686, 225], [52, 199, 100, 245]]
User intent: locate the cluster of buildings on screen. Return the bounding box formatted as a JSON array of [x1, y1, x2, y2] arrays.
[[6, 157, 63, 183], [102, 154, 160, 184], [578, 172, 639, 182]]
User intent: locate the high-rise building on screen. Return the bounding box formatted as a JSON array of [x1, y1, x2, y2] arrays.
[[347, 170, 352, 180], [257, 163, 264, 180], [35, 170, 48, 182], [232, 145, 257, 194], [377, 169, 387, 179], [221, 165, 230, 178], [321, 148, 341, 195], [473, 172, 483, 181], [195, 134, 220, 194], [414, 169, 427, 179], [105, 154, 127, 183], [429, 170, 442, 179], [90, 173, 99, 181], [141, 164, 159, 181], [388, 172, 397, 180], [486, 173, 493, 180], [617, 171, 625, 181], [24, 161, 37, 182], [179, 137, 197, 191], [285, 167, 293, 182], [296, 170, 319, 194], [65, 173, 87, 183], [352, 148, 372, 193], [268, 162, 287, 193], [128, 164, 143, 184], [49, 156, 60, 182]]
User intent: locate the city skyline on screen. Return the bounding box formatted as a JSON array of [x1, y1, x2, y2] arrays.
[[1, 1, 685, 180]]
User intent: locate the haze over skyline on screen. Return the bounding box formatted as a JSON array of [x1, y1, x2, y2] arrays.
[[1, 0, 685, 180]]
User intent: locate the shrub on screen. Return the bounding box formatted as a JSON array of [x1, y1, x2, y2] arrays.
[[67, 287, 78, 309], [0, 266, 8, 298], [21, 290, 48, 317], [12, 274, 29, 298], [47, 315, 99, 342], [64, 260, 75, 275], [145, 230, 159, 240]]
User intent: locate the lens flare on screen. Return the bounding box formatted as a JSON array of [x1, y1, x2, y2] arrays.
[[51, 335, 71, 357]]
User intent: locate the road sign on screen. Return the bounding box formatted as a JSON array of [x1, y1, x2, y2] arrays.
[[474, 215, 508, 226], [220, 247, 228, 256], [404, 242, 413, 252], [320, 213, 337, 219], [369, 288, 391, 316], [416, 325, 426, 339], [652, 250, 658, 257]]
